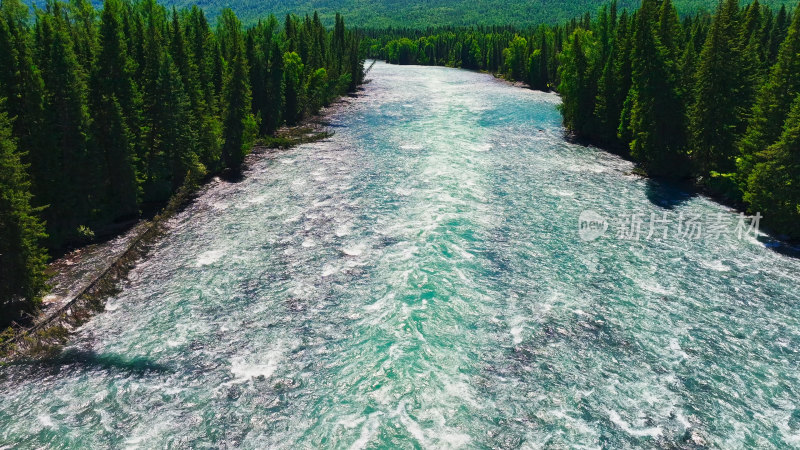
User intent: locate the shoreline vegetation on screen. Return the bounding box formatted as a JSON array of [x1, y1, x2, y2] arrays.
[[0, 0, 365, 351], [364, 0, 800, 244]]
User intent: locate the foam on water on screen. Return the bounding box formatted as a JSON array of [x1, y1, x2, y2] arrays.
[[225, 352, 282, 385], [195, 249, 224, 266]]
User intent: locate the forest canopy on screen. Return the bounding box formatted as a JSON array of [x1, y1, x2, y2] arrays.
[[20, 0, 795, 27]]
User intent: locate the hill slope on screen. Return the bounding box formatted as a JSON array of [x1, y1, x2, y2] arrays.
[[26, 0, 791, 27], [150, 0, 791, 26], [167, 0, 641, 27]]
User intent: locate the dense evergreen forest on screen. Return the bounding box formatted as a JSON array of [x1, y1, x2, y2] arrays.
[[367, 0, 800, 240], [0, 0, 364, 329], [37, 0, 792, 28]]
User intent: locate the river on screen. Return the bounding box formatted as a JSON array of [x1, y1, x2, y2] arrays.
[[1, 61, 799, 448]]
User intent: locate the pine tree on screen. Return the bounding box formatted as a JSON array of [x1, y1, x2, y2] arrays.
[[527, 31, 549, 90], [158, 53, 196, 190], [0, 105, 48, 328], [246, 26, 266, 131], [264, 40, 283, 133], [138, 0, 172, 202], [220, 9, 255, 170], [558, 28, 597, 138], [35, 3, 92, 246], [596, 4, 611, 61], [89, 0, 140, 220], [0, 0, 49, 210], [187, 6, 214, 110], [758, 6, 774, 64], [594, 12, 628, 146], [347, 31, 364, 91], [68, 0, 97, 70], [615, 11, 635, 146], [679, 20, 701, 93], [743, 93, 800, 237], [739, 8, 800, 182], [170, 7, 194, 102], [298, 14, 310, 64], [285, 13, 296, 53], [211, 39, 224, 108], [333, 13, 346, 74], [657, 0, 682, 61], [283, 50, 304, 126], [689, 0, 745, 175], [0, 1, 364, 256], [625, 0, 686, 175], [537, 31, 549, 90], [767, 5, 789, 65], [738, 0, 765, 119], [186, 6, 222, 171]]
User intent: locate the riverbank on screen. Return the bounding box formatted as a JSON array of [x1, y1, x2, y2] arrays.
[[0, 99, 354, 361], [561, 129, 800, 248]]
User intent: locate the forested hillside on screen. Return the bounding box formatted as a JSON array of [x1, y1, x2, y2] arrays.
[[22, 0, 793, 27], [0, 0, 363, 329]]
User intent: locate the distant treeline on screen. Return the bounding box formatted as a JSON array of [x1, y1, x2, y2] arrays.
[[88, 0, 793, 29], [366, 0, 799, 241], [0, 0, 364, 329]]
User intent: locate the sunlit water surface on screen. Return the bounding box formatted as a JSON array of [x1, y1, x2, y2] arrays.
[[2, 62, 800, 448]]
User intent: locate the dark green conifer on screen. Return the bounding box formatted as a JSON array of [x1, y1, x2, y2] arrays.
[[0, 106, 48, 328]]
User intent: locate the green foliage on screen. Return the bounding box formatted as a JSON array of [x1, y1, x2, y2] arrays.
[[743, 93, 800, 237], [306, 67, 328, 114], [737, 6, 800, 235], [594, 10, 631, 146], [626, 0, 687, 174], [558, 29, 598, 137], [35, 1, 94, 245], [71, 0, 793, 29], [220, 9, 253, 170], [89, 0, 139, 219], [0, 106, 48, 328], [384, 37, 417, 65], [529, 31, 550, 91], [367, 26, 558, 95], [689, 0, 746, 174], [738, 8, 800, 173], [75, 225, 95, 242], [282, 50, 304, 125], [503, 35, 527, 80]]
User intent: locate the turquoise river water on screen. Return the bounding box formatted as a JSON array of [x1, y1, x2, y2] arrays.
[[2, 62, 800, 448]]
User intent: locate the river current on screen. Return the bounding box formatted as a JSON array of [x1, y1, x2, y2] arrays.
[[1, 61, 799, 448]]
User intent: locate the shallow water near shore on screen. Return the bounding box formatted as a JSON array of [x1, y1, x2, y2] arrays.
[[2, 61, 800, 448]]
